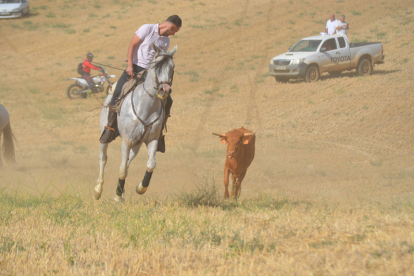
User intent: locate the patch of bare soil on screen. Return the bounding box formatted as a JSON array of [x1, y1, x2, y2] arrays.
[[0, 0, 413, 204]]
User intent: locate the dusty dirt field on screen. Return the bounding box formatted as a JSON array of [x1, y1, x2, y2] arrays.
[[1, 0, 413, 203], [1, 0, 414, 274]]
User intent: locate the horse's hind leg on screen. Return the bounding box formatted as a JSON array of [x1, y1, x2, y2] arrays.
[[114, 139, 131, 202], [136, 139, 157, 195], [94, 143, 109, 200], [127, 143, 142, 168]]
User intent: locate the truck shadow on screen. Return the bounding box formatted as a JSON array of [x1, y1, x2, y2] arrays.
[[288, 69, 401, 84]]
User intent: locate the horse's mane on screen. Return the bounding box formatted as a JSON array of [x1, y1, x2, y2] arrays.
[[153, 54, 173, 72]]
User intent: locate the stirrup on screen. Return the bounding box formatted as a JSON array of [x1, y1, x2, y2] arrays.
[[100, 128, 115, 144]]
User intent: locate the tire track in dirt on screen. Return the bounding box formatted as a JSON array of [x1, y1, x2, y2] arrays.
[[244, 0, 276, 131], [189, 0, 252, 154]]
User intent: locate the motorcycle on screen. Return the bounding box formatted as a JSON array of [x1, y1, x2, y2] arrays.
[[66, 68, 118, 99]]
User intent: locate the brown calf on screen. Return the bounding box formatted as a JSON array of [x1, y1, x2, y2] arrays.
[[213, 127, 255, 199]]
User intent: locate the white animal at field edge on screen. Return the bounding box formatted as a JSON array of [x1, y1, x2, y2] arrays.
[[0, 104, 16, 168]]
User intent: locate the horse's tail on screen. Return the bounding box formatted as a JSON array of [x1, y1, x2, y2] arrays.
[[2, 122, 16, 164]]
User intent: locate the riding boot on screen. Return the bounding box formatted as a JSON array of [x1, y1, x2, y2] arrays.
[[99, 109, 118, 144], [157, 116, 169, 153]]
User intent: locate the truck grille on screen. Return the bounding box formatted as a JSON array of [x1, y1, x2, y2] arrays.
[[273, 59, 291, 65]]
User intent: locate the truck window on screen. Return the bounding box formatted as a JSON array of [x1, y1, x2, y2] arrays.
[[321, 38, 337, 51], [290, 40, 322, 52], [337, 37, 346, 48]]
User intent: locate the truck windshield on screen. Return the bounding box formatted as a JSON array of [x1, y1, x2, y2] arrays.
[[290, 40, 322, 52]]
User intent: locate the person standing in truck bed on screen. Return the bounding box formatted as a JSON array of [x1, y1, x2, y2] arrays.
[[325, 14, 338, 35], [335, 14, 349, 35]]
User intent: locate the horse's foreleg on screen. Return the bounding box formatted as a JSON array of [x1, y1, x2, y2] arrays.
[[136, 139, 157, 195], [94, 143, 109, 200], [115, 139, 131, 202]]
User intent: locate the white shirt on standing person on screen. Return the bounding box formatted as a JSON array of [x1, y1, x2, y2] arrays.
[[325, 14, 338, 35], [335, 15, 349, 35]]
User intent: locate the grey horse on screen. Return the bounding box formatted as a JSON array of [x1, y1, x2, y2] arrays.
[[0, 104, 16, 167], [94, 44, 177, 201]]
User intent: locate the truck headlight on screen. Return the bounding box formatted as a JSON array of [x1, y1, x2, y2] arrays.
[[291, 58, 305, 65], [12, 8, 21, 12], [270, 59, 274, 65]]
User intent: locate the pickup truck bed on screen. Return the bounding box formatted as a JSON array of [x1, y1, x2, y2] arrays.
[[350, 42, 381, 48]]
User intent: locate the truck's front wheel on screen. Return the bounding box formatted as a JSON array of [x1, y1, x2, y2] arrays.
[[357, 58, 372, 76], [305, 65, 319, 82]]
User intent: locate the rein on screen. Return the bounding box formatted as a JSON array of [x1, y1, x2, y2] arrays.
[[130, 88, 164, 145], [129, 54, 173, 145]]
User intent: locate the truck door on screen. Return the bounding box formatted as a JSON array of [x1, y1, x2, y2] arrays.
[[334, 37, 351, 70], [319, 38, 339, 73]]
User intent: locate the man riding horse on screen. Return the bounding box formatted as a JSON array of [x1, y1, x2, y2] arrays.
[[100, 15, 182, 153]]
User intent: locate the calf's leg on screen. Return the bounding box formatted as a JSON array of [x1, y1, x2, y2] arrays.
[[231, 174, 237, 199], [235, 170, 247, 198], [223, 168, 230, 198]]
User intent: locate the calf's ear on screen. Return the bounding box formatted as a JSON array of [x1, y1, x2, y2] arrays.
[[212, 132, 227, 144], [243, 133, 255, 144]]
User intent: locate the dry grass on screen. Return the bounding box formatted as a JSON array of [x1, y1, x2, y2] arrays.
[[1, 0, 414, 274], [1, 185, 413, 275]]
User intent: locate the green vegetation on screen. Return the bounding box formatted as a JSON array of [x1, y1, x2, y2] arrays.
[[350, 10, 362, 15], [180, 70, 200, 82], [45, 11, 56, 18], [23, 21, 40, 31], [377, 32, 387, 38], [369, 160, 383, 167], [189, 24, 204, 29], [51, 22, 71, 28]]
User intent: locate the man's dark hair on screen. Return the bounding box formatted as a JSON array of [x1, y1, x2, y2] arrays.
[[166, 15, 182, 28]]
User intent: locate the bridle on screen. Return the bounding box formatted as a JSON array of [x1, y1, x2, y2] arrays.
[[152, 54, 174, 90]]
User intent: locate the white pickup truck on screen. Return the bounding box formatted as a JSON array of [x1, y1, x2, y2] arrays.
[[269, 34, 385, 83]]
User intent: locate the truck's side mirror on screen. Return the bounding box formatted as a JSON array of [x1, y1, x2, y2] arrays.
[[288, 47, 291, 51], [320, 47, 327, 52]]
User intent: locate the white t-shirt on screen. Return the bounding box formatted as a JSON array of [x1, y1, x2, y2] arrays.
[[133, 24, 170, 69], [335, 20, 348, 35], [326, 19, 338, 35]]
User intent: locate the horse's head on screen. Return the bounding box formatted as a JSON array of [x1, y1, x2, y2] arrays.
[[151, 44, 177, 100]]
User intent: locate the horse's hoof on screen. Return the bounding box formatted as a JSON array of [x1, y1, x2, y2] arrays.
[[94, 186, 102, 200], [136, 182, 147, 195], [114, 194, 125, 202]]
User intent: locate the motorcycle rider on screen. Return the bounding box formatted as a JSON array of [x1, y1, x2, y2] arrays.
[[99, 15, 182, 153], [82, 53, 102, 99]]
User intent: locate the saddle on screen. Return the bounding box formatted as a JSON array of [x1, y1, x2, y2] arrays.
[[109, 70, 148, 114]]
